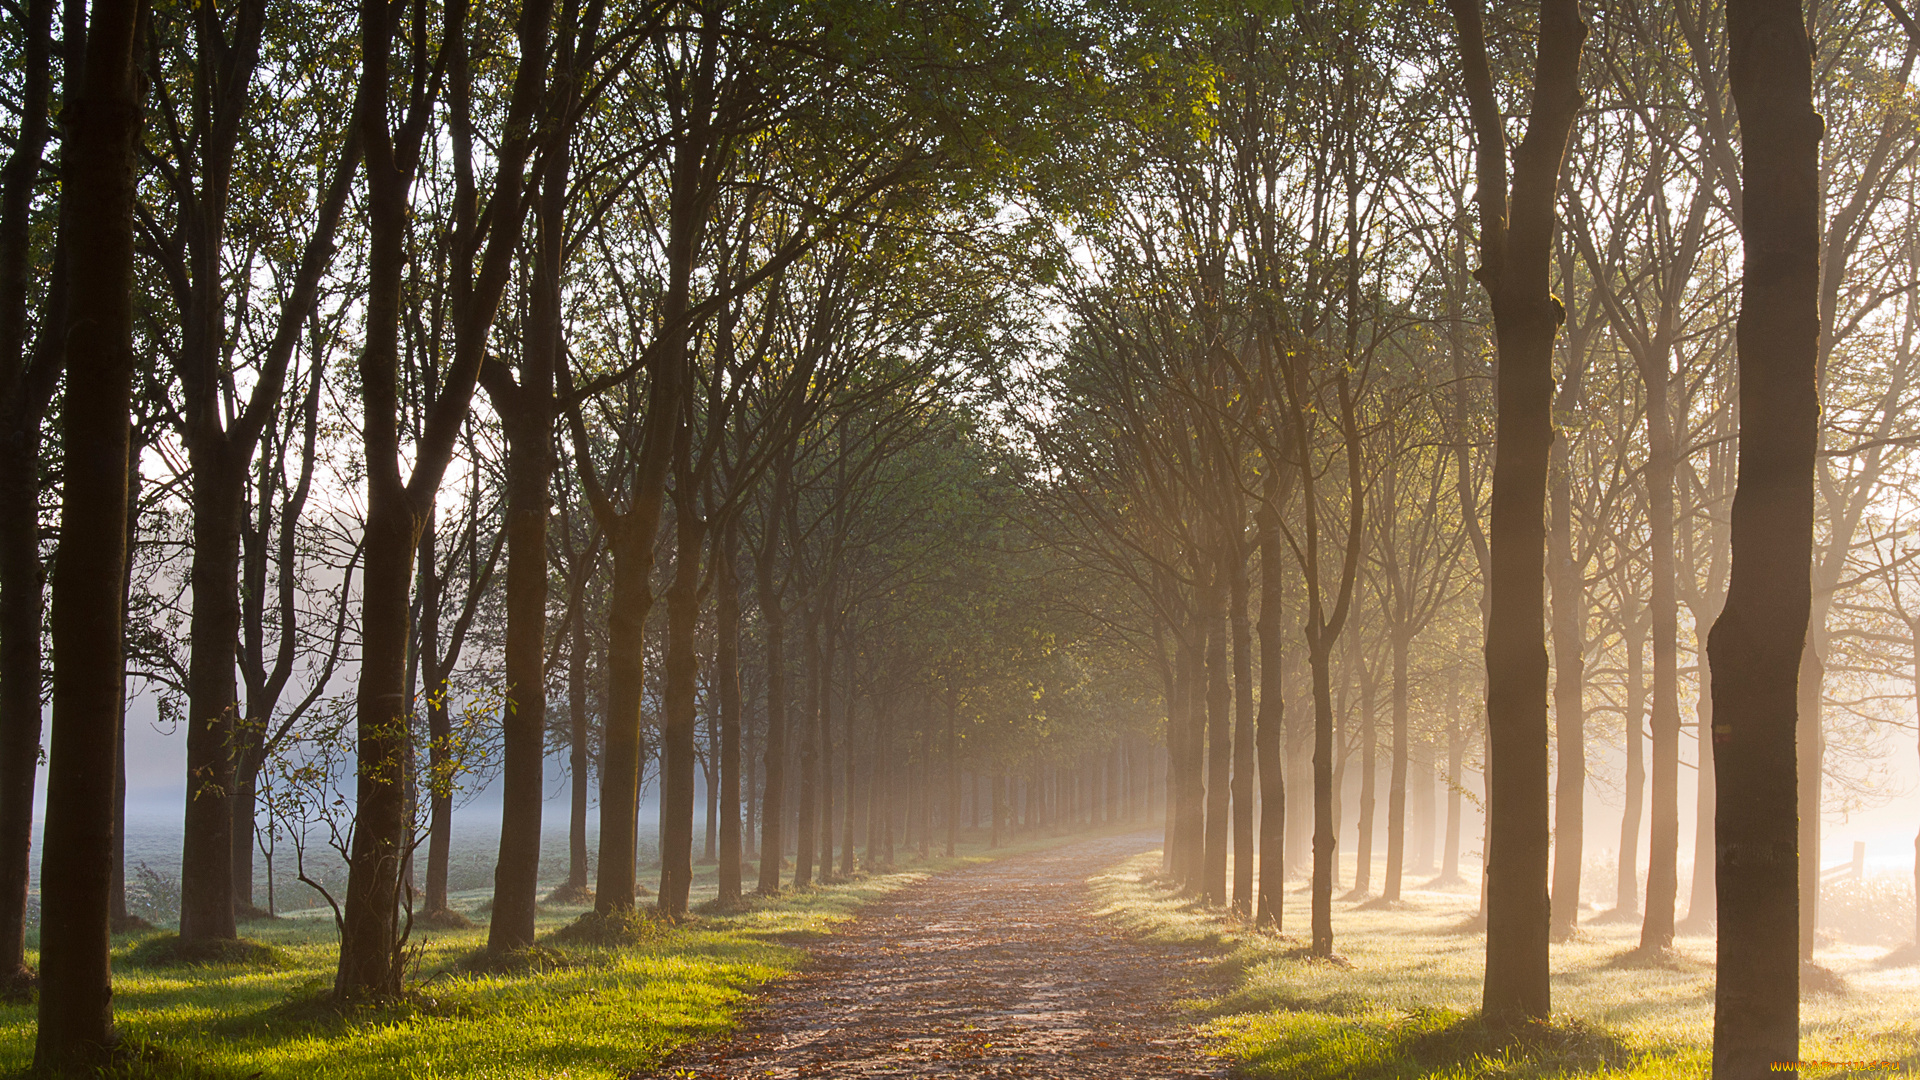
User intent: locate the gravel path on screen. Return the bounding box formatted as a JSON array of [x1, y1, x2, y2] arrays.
[[647, 832, 1230, 1078]]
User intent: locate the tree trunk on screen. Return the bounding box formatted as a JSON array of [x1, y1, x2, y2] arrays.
[[1617, 614, 1646, 917], [179, 450, 250, 945], [815, 626, 836, 880], [34, 0, 141, 1062], [793, 612, 820, 886], [754, 479, 790, 893], [657, 496, 705, 916], [918, 722, 934, 858], [1796, 634, 1823, 961], [841, 662, 859, 875], [1354, 658, 1377, 898], [594, 520, 656, 913], [566, 608, 591, 895], [339, 0, 548, 996], [1641, 367, 1682, 953], [174, 0, 277, 948], [1383, 634, 1410, 901], [716, 518, 744, 904], [1441, 704, 1464, 885], [1287, 696, 1311, 878], [482, 144, 562, 948], [990, 773, 1004, 848], [1413, 749, 1435, 875], [880, 719, 896, 865], [1711, 0, 1819, 1071], [744, 718, 758, 859], [1202, 576, 1231, 905], [1256, 499, 1286, 927], [0, 0, 57, 984], [1680, 609, 1718, 930], [1309, 641, 1337, 956], [1180, 631, 1208, 890], [1449, 0, 1584, 1024], [945, 699, 958, 857], [109, 459, 140, 933], [1230, 548, 1256, 914], [1548, 362, 1586, 938]]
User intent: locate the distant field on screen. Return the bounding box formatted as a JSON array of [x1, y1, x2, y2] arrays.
[[38, 810, 638, 926]]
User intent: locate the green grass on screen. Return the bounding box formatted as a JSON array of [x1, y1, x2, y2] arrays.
[[1090, 851, 1920, 1079], [3, 826, 1122, 1079]]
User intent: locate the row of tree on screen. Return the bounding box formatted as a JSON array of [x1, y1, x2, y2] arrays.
[[0, 0, 1896, 1077]]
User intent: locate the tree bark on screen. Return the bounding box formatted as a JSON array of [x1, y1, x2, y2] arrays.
[[34, 0, 141, 1063]]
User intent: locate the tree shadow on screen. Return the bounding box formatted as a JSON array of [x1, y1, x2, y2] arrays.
[[1238, 1006, 1634, 1080]]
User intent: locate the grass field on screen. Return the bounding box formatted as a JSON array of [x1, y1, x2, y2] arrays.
[[1, 827, 1113, 1079], [1091, 851, 1920, 1079]]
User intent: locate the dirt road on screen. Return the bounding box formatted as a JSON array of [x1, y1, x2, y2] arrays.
[[649, 833, 1229, 1078]]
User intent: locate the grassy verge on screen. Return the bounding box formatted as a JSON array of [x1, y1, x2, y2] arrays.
[[1090, 850, 1920, 1079], [2, 826, 1126, 1079]]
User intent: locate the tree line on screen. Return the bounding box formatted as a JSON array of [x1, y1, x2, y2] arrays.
[[0, 0, 1898, 1076]]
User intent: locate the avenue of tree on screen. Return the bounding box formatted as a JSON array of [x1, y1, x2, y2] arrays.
[[0, 0, 1901, 1077]]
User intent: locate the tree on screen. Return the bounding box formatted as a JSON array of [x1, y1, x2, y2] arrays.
[[1448, 0, 1586, 1024], [144, 0, 362, 945], [335, 0, 549, 999], [0, 0, 63, 988], [33, 0, 143, 1066], [1709, 0, 1821, 1072]]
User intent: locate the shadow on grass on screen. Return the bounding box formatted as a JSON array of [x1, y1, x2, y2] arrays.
[[543, 907, 670, 949], [1235, 1006, 1633, 1080], [1871, 942, 1920, 969], [454, 944, 574, 975], [3, 1036, 247, 1080], [219, 977, 481, 1037], [1598, 945, 1708, 973], [119, 934, 294, 972]]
